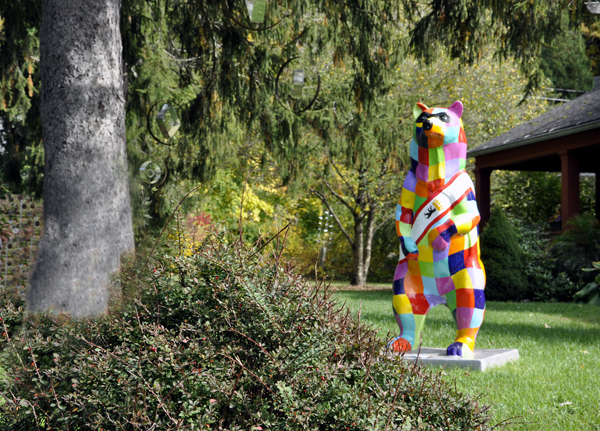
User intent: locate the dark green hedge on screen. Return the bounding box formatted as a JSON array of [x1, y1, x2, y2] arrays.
[[480, 206, 529, 302]]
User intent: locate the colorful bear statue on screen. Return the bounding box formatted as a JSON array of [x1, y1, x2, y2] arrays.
[[389, 101, 486, 358]]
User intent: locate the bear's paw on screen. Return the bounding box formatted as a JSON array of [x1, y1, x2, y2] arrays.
[[388, 336, 412, 353], [446, 342, 474, 358]]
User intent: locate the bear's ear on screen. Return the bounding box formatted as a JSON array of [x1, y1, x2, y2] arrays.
[[448, 101, 463, 118], [413, 102, 428, 119]]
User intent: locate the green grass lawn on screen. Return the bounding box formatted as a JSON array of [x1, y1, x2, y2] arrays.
[[334, 289, 600, 431]]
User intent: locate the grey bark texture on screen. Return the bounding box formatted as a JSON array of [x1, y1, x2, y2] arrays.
[[29, 0, 134, 317]]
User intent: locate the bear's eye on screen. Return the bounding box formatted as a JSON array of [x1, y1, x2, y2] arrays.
[[439, 113, 450, 122], [416, 114, 428, 123]]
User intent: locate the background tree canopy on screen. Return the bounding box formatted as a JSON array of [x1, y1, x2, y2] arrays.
[[0, 0, 597, 287], [540, 14, 594, 98]]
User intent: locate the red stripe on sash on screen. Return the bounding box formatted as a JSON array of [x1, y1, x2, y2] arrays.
[[414, 187, 472, 245]]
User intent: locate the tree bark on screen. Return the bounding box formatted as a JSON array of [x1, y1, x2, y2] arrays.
[[349, 208, 377, 286], [350, 213, 366, 286], [361, 205, 376, 283], [28, 0, 134, 316]]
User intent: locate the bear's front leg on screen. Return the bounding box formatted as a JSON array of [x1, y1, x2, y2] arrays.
[[400, 236, 419, 259], [428, 221, 457, 252], [430, 232, 449, 252]]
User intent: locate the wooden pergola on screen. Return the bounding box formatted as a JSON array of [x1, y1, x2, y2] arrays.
[[468, 78, 600, 230]]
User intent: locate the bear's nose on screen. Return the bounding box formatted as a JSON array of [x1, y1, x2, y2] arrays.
[[422, 118, 433, 131]]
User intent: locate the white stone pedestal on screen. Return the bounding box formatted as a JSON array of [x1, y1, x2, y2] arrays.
[[403, 348, 519, 371]]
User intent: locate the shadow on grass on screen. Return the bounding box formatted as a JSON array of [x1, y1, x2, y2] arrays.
[[477, 320, 600, 346], [485, 301, 599, 324], [336, 291, 600, 346]]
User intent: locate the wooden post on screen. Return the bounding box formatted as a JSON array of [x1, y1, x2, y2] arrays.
[[474, 166, 492, 230], [559, 150, 580, 229]]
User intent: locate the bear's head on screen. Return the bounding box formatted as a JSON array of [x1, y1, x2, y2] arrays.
[[409, 101, 467, 189]]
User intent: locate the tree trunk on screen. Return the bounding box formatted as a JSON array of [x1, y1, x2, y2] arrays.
[[362, 206, 376, 282], [350, 213, 366, 286], [28, 0, 134, 317], [350, 208, 378, 286], [350, 170, 367, 286]]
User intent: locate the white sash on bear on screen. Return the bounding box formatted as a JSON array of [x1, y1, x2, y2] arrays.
[[398, 170, 475, 263]]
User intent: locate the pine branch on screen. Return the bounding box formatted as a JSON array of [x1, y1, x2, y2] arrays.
[[379, 154, 390, 179], [163, 49, 202, 63]]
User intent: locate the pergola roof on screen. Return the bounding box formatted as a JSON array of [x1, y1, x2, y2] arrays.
[[468, 77, 600, 162], [467, 77, 600, 229]]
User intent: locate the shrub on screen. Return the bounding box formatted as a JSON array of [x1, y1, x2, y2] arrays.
[[576, 261, 600, 305], [551, 213, 600, 284], [480, 206, 529, 302], [490, 171, 561, 226], [514, 222, 580, 302], [0, 283, 26, 353], [0, 227, 492, 430]]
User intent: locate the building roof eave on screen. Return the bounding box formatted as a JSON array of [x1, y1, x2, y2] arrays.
[[467, 118, 600, 158]]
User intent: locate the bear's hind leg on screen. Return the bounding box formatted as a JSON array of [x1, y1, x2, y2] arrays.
[[389, 261, 430, 352], [446, 288, 486, 357], [389, 293, 429, 352]]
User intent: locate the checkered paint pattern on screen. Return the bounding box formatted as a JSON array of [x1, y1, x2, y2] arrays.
[[390, 101, 486, 357]]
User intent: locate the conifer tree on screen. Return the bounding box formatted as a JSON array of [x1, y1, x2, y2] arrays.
[[480, 206, 529, 302], [403, 0, 596, 98], [540, 29, 594, 98], [0, 0, 42, 195]]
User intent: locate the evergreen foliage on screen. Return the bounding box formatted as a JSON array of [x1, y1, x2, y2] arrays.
[[480, 206, 529, 302], [514, 222, 580, 303], [0, 226, 491, 430], [540, 28, 594, 98], [577, 261, 600, 305], [0, 0, 42, 196], [582, 22, 600, 76], [0, 0, 586, 196], [489, 171, 596, 303], [491, 171, 561, 226], [403, 0, 594, 98], [551, 214, 600, 283]]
